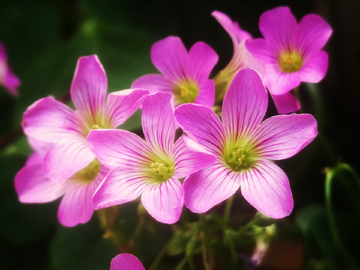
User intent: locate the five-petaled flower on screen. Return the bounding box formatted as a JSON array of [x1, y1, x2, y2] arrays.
[[0, 41, 21, 96], [87, 92, 216, 224], [131, 36, 218, 108], [175, 68, 318, 218], [245, 7, 332, 113]]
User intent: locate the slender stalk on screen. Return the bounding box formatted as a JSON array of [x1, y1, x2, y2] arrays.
[[148, 236, 174, 270], [223, 196, 234, 225]]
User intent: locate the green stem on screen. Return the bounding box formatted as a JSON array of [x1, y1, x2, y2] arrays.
[[148, 236, 174, 270], [223, 196, 234, 225], [337, 163, 360, 190]]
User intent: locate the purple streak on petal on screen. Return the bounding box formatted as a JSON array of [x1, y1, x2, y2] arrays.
[[141, 177, 184, 224], [173, 135, 216, 179], [298, 51, 328, 83], [105, 88, 148, 128], [44, 137, 95, 182], [175, 103, 225, 155], [264, 71, 300, 95], [27, 136, 53, 157], [271, 92, 300, 114], [187, 42, 218, 83], [254, 113, 317, 160], [25, 152, 43, 166], [222, 69, 268, 139], [184, 162, 240, 213], [87, 129, 152, 169], [131, 74, 173, 94], [23, 97, 82, 142], [194, 79, 215, 108], [241, 160, 293, 218], [70, 55, 107, 120], [15, 163, 66, 203], [110, 253, 145, 270], [296, 14, 332, 55], [93, 167, 148, 209], [142, 92, 175, 155], [151, 36, 188, 81]]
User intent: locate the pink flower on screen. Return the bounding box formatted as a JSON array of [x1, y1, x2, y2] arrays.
[[245, 7, 332, 113], [110, 253, 145, 270], [22, 55, 148, 182], [86, 92, 216, 224], [131, 36, 218, 108], [0, 41, 21, 96], [174, 68, 318, 218], [15, 137, 109, 227]]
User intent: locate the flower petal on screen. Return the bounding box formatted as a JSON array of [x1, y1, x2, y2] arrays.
[[15, 163, 66, 203], [222, 68, 268, 138], [110, 254, 145, 270], [265, 71, 300, 95], [141, 177, 184, 224], [271, 92, 300, 114], [44, 137, 95, 182], [174, 103, 225, 155], [2, 69, 20, 96], [25, 153, 43, 166], [23, 97, 82, 142], [298, 51, 329, 83], [93, 167, 148, 209], [70, 55, 107, 119], [245, 38, 275, 66], [142, 92, 175, 156], [194, 79, 215, 108], [27, 136, 53, 157], [240, 160, 293, 218], [131, 74, 173, 94], [184, 162, 240, 213], [254, 113, 318, 160], [151, 36, 188, 81], [105, 88, 148, 128], [173, 135, 216, 178]]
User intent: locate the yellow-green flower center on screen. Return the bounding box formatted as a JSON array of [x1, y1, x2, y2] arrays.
[[224, 146, 257, 172], [174, 81, 199, 104], [72, 159, 101, 183], [278, 51, 303, 73], [147, 159, 174, 184]]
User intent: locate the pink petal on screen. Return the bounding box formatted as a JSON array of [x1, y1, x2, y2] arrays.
[[254, 113, 318, 160], [15, 163, 66, 203], [296, 14, 332, 55], [265, 71, 300, 95], [142, 92, 175, 156], [151, 36, 188, 81], [70, 55, 107, 120], [110, 254, 145, 270], [23, 97, 82, 142], [93, 167, 148, 209], [2, 69, 20, 96], [25, 152, 43, 166], [184, 162, 240, 213], [222, 68, 268, 138], [173, 135, 216, 178], [271, 92, 300, 114], [131, 74, 173, 94], [298, 51, 329, 83], [174, 103, 225, 155], [87, 129, 152, 170], [187, 41, 218, 83], [245, 39, 275, 66], [194, 79, 215, 108], [105, 88, 148, 128], [27, 136, 53, 157], [44, 137, 95, 182], [141, 177, 184, 224], [240, 160, 293, 218]]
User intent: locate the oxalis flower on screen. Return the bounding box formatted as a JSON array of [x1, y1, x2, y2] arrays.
[[22, 55, 148, 182], [131, 36, 218, 108], [0, 41, 21, 96], [86, 92, 216, 224], [110, 253, 145, 270], [245, 7, 332, 113], [174, 68, 318, 218], [15, 137, 109, 227]]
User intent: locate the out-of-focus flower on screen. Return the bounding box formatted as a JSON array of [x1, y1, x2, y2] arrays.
[[15, 137, 109, 227], [175, 69, 318, 218], [245, 7, 332, 113], [132, 36, 218, 108], [110, 253, 145, 270], [211, 11, 265, 101], [0, 41, 21, 96], [22, 55, 148, 182], [87, 92, 216, 224]]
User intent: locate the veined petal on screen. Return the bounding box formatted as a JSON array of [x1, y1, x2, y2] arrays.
[[265, 71, 300, 95], [142, 92, 175, 156], [93, 167, 148, 209], [141, 177, 184, 224], [254, 113, 317, 160], [184, 162, 240, 213], [222, 68, 268, 139], [70, 55, 107, 120], [194, 79, 215, 108], [151, 36, 188, 81], [23, 97, 82, 142], [131, 74, 173, 94], [187, 42, 218, 83], [27, 136, 53, 157], [240, 160, 293, 218], [298, 51, 328, 83], [175, 103, 225, 155], [105, 88, 148, 128], [173, 135, 216, 179], [15, 163, 66, 203], [111, 254, 145, 270], [271, 92, 300, 114], [44, 137, 95, 182]]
